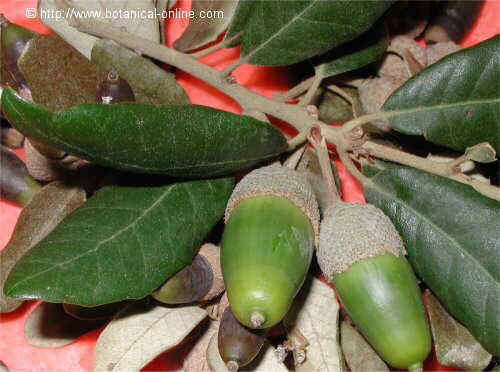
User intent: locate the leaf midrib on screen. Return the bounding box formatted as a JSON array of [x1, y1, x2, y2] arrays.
[[6, 185, 176, 294], [384, 96, 500, 120], [244, 0, 319, 61], [368, 172, 499, 286]]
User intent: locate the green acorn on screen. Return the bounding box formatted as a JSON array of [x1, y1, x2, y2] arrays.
[[0, 144, 41, 206], [317, 202, 431, 371], [222, 164, 319, 329]]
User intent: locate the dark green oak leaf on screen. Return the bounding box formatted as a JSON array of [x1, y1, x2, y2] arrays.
[[4, 177, 234, 306], [362, 160, 500, 356]]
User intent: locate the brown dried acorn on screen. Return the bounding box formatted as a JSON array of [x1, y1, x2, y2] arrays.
[[96, 69, 135, 104], [218, 306, 267, 371], [0, 144, 41, 206], [152, 243, 224, 304], [222, 164, 319, 329], [425, 0, 484, 44]]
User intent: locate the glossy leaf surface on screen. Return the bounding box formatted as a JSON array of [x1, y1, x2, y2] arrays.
[[0, 181, 86, 313], [362, 160, 500, 355], [235, 0, 393, 66], [383, 35, 500, 153], [1, 88, 286, 177], [4, 177, 234, 306]]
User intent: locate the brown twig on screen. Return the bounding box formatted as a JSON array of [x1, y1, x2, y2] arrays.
[[308, 125, 341, 204], [191, 32, 242, 59], [274, 76, 315, 102], [362, 140, 500, 201]]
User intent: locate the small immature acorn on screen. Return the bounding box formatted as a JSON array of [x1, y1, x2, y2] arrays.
[[0, 14, 35, 95], [317, 203, 431, 371], [96, 68, 135, 104], [217, 306, 267, 371], [0, 144, 41, 206], [424, 0, 484, 44], [222, 164, 319, 329], [152, 243, 224, 304]]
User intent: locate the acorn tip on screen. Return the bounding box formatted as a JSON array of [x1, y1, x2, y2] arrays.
[[226, 360, 239, 371], [250, 311, 265, 328]]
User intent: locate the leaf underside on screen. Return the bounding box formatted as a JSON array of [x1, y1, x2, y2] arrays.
[[173, 0, 238, 52], [4, 177, 234, 306], [94, 301, 206, 372], [1, 88, 287, 178], [362, 160, 500, 356], [235, 0, 393, 66], [383, 35, 500, 154]]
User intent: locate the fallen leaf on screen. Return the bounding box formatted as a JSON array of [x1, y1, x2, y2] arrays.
[[340, 320, 388, 372], [184, 319, 219, 372], [0, 181, 86, 313], [38, 0, 160, 59], [94, 301, 206, 372], [18, 34, 100, 111], [24, 302, 105, 347], [92, 39, 189, 106], [283, 276, 344, 371], [174, 0, 238, 52], [425, 291, 492, 370]]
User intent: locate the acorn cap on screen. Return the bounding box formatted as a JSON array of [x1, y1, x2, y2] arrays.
[[225, 164, 320, 245], [318, 202, 406, 278]]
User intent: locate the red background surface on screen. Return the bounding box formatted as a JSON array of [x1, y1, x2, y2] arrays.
[[0, 0, 498, 370]]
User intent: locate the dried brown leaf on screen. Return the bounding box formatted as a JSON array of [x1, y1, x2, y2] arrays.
[[92, 39, 189, 106], [174, 0, 238, 52], [283, 276, 344, 372], [184, 319, 219, 372], [340, 321, 389, 372], [18, 34, 100, 111], [425, 291, 492, 370], [0, 181, 86, 313], [94, 301, 206, 372], [24, 302, 105, 347], [39, 0, 160, 59]]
